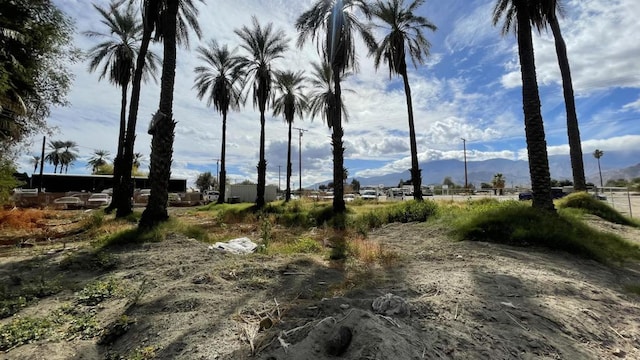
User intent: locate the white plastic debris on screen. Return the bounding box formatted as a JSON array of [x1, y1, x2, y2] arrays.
[[209, 237, 258, 254]]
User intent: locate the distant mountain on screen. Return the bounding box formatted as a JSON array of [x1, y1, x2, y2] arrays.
[[314, 150, 640, 189]]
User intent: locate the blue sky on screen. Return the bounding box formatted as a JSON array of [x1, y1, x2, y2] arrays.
[[18, 0, 640, 188]]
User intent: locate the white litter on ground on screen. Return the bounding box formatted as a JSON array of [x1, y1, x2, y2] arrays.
[[209, 237, 258, 254]]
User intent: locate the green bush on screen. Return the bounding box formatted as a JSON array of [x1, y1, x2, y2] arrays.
[[454, 200, 640, 263], [557, 192, 639, 227]]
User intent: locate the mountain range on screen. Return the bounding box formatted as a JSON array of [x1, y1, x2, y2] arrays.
[[338, 150, 640, 189]]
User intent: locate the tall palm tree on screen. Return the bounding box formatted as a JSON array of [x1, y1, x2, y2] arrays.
[[534, 0, 585, 191], [272, 70, 308, 202], [140, 0, 201, 228], [593, 149, 603, 189], [369, 0, 436, 201], [59, 140, 79, 173], [296, 0, 375, 214], [235, 16, 289, 209], [307, 62, 352, 125], [88, 150, 111, 174], [85, 0, 159, 213], [118, 0, 202, 219], [493, 0, 554, 211], [193, 39, 245, 205], [45, 140, 64, 173]]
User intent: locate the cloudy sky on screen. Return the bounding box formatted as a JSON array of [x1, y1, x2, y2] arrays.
[[18, 0, 640, 188]]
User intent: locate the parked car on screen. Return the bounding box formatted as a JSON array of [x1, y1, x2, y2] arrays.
[[134, 189, 151, 204], [53, 196, 85, 209], [518, 191, 533, 201], [86, 193, 111, 208], [168, 193, 181, 205], [344, 194, 356, 202], [202, 190, 219, 203], [519, 188, 568, 201], [361, 190, 378, 200]]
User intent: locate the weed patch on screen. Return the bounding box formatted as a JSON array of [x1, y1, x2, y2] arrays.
[[0, 316, 53, 350], [76, 278, 122, 306], [557, 192, 639, 226], [453, 200, 640, 263]]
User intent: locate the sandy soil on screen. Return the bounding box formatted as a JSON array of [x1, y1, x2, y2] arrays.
[[1, 212, 640, 359]]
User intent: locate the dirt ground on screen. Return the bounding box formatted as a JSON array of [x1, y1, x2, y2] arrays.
[[1, 210, 640, 359]]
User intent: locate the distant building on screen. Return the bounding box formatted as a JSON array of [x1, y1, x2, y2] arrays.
[[29, 173, 187, 193]]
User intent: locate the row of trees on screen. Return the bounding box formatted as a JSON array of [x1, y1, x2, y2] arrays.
[[84, 0, 592, 230], [88, 0, 439, 229]]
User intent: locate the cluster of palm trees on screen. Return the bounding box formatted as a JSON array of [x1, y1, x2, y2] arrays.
[[84, 0, 587, 230], [43, 140, 79, 174], [493, 0, 587, 211]]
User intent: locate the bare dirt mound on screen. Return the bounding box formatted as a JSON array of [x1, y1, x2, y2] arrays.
[[2, 220, 640, 359], [241, 223, 640, 360]]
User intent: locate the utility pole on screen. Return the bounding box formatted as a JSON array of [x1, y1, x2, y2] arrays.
[[38, 136, 45, 192], [461, 138, 468, 191], [213, 158, 220, 190], [293, 127, 307, 194]]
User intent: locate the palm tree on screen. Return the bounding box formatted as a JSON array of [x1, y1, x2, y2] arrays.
[[140, 0, 202, 228], [307, 62, 352, 125], [85, 0, 159, 213], [132, 152, 144, 171], [59, 140, 79, 173], [593, 149, 604, 190], [45, 140, 64, 173], [369, 0, 436, 201], [30, 155, 40, 174], [119, 0, 202, 219], [492, 173, 506, 195], [296, 0, 375, 215], [272, 70, 308, 202], [534, 0, 585, 191], [88, 150, 111, 174], [235, 16, 289, 209], [493, 0, 554, 211], [193, 39, 245, 205]]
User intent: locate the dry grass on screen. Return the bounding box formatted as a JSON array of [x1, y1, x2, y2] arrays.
[[0, 208, 49, 230], [348, 236, 399, 266]]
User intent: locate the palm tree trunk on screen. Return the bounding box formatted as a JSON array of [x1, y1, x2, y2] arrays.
[[108, 83, 129, 213], [256, 110, 266, 208], [116, 14, 154, 218], [401, 70, 423, 201], [140, 0, 178, 229], [550, 14, 586, 191], [516, 1, 554, 211], [286, 121, 292, 202], [217, 111, 227, 205], [332, 68, 346, 216]]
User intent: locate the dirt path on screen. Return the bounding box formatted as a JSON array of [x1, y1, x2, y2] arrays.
[[2, 219, 640, 359]]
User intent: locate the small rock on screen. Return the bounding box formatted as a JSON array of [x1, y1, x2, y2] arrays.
[[326, 326, 353, 356], [612, 348, 626, 358], [340, 304, 350, 310], [259, 317, 273, 331]]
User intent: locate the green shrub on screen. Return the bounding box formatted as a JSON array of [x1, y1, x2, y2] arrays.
[[557, 192, 639, 226], [454, 200, 640, 263]]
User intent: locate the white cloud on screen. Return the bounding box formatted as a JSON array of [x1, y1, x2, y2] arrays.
[[18, 0, 639, 188], [499, 0, 640, 93]]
